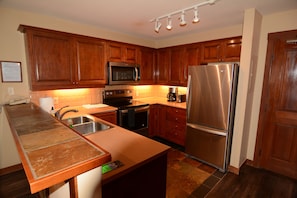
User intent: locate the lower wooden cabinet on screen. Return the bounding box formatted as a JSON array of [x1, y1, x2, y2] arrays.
[[149, 104, 186, 146], [91, 111, 117, 125]]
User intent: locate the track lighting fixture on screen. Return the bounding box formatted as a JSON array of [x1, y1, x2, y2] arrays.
[[150, 0, 217, 33], [193, 7, 200, 23], [180, 11, 187, 26], [166, 16, 172, 30], [154, 19, 161, 33]]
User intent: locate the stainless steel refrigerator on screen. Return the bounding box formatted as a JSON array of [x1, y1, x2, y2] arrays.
[[185, 63, 239, 172]]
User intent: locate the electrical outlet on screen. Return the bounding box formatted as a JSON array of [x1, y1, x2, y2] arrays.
[[8, 87, 14, 95]]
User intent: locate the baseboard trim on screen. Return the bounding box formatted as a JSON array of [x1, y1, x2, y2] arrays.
[[228, 159, 254, 175], [0, 163, 23, 176], [228, 165, 240, 175]]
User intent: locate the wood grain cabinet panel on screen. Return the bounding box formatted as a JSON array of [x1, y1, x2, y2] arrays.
[[92, 111, 117, 125], [75, 38, 107, 85], [201, 37, 242, 63], [150, 105, 186, 146], [139, 47, 156, 84], [165, 106, 186, 146], [156, 48, 170, 84], [107, 41, 139, 63], [19, 25, 107, 90]]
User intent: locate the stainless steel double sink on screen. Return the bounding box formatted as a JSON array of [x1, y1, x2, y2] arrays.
[[62, 115, 113, 135]]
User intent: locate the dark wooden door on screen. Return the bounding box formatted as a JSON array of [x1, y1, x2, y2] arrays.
[[256, 30, 297, 179]]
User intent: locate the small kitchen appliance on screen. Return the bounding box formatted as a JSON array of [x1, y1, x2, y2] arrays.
[[167, 87, 177, 102]]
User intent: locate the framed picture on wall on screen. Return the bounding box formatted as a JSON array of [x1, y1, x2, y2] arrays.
[[0, 61, 22, 82]]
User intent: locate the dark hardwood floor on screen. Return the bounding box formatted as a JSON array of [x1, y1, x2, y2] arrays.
[[1, 163, 297, 198], [206, 164, 297, 198], [0, 169, 39, 198]]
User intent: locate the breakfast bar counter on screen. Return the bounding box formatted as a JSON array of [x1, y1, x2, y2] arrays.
[[4, 103, 111, 195]]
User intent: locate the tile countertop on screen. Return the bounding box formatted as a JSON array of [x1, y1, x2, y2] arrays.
[[4, 103, 111, 194], [134, 97, 186, 109]]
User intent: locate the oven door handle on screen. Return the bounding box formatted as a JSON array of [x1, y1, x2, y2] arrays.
[[119, 106, 149, 113]]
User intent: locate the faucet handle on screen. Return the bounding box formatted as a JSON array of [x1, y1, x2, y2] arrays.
[[54, 105, 69, 119]]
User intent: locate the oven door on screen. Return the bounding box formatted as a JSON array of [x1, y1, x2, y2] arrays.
[[118, 105, 149, 136]]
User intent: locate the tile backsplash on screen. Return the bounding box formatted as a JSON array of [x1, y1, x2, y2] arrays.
[[30, 85, 187, 109]]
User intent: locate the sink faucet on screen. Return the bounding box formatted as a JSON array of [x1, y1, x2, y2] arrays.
[[54, 105, 78, 120]]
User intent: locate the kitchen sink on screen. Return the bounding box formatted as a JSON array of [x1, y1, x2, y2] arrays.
[[62, 116, 93, 125], [62, 115, 113, 135]]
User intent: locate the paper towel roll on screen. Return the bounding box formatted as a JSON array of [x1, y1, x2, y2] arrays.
[[39, 97, 54, 113]]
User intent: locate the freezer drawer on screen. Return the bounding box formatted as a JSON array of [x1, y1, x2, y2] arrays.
[[185, 125, 228, 171]]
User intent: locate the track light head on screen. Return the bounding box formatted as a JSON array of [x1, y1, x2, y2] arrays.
[[154, 19, 161, 33], [166, 16, 172, 30], [193, 7, 200, 23], [180, 11, 187, 26]]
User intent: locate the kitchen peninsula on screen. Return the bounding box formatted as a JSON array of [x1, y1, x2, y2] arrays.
[[4, 103, 170, 198]]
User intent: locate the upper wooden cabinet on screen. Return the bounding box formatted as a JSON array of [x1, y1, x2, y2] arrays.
[[156, 48, 170, 84], [107, 42, 139, 63], [74, 37, 107, 86], [201, 37, 242, 63], [182, 44, 201, 86], [169, 46, 185, 85], [139, 47, 156, 84], [19, 25, 107, 90]]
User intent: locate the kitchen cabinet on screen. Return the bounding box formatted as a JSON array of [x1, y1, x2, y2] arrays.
[[169, 46, 185, 85], [149, 105, 186, 146], [156, 48, 170, 84], [18, 25, 107, 90], [139, 47, 156, 84], [201, 37, 242, 63], [107, 41, 139, 63], [182, 44, 201, 86], [91, 111, 117, 125], [148, 104, 160, 137], [164, 106, 186, 146]]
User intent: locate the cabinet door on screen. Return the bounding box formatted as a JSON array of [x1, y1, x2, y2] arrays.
[[148, 104, 159, 137], [92, 111, 117, 125], [158, 105, 168, 139], [107, 42, 122, 62], [25, 29, 74, 90], [75, 38, 107, 86], [165, 107, 186, 146], [107, 42, 138, 63], [139, 47, 155, 84], [125, 45, 138, 63], [169, 47, 185, 85], [201, 40, 222, 63], [156, 48, 170, 84], [183, 44, 201, 85], [222, 37, 242, 62]]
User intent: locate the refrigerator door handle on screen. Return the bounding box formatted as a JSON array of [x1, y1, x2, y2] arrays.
[[186, 75, 192, 118], [187, 123, 227, 136]]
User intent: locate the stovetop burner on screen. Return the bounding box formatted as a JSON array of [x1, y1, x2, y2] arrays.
[[103, 89, 149, 109]]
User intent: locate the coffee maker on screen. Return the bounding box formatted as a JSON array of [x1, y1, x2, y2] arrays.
[[167, 87, 177, 102]]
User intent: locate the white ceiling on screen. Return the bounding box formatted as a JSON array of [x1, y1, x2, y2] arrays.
[[1, 0, 297, 40]]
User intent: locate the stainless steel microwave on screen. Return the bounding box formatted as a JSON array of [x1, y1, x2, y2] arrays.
[[108, 62, 140, 85]]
